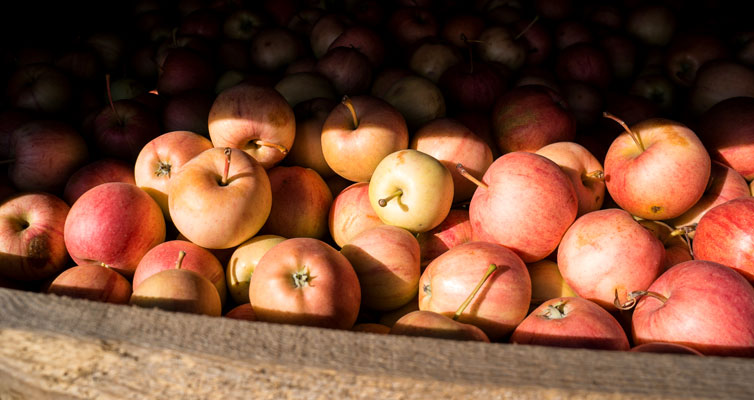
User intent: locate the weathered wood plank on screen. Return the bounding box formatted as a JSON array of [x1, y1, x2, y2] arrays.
[[0, 287, 752, 399]]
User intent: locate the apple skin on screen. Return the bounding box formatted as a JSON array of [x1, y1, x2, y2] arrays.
[[63, 158, 135, 206], [389, 310, 490, 342], [381, 75, 447, 132], [419, 241, 531, 341], [636, 220, 693, 272], [665, 32, 730, 87], [315, 46, 373, 96], [321, 95, 409, 183], [491, 85, 576, 154], [64, 182, 166, 279], [227, 234, 286, 305], [557, 208, 665, 311], [328, 182, 384, 248], [368, 149, 454, 234], [224, 303, 257, 321], [130, 268, 222, 317], [689, 60, 754, 116], [511, 297, 630, 351], [47, 264, 132, 304], [527, 260, 577, 307], [161, 90, 214, 137], [168, 147, 272, 250], [157, 47, 215, 97], [697, 96, 754, 181], [261, 166, 333, 240], [470, 151, 578, 263], [285, 97, 337, 178], [132, 240, 227, 307], [208, 82, 296, 170], [631, 260, 754, 357], [630, 342, 704, 356], [248, 237, 361, 330], [692, 197, 754, 283], [555, 43, 612, 89], [415, 209, 472, 269], [91, 99, 162, 162], [6, 63, 74, 115], [0, 192, 71, 281], [603, 118, 711, 220], [340, 225, 421, 312]]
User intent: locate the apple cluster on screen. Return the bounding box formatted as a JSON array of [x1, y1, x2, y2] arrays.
[[2, 0, 754, 358]]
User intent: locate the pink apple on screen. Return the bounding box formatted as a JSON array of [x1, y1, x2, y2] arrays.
[[390, 310, 489, 342], [696, 96, 754, 181], [47, 264, 131, 304], [693, 197, 754, 282], [328, 182, 384, 248], [415, 209, 472, 269]]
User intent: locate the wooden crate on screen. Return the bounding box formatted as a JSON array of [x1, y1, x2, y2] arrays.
[[0, 286, 752, 399]]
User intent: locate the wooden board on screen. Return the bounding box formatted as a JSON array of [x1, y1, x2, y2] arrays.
[[0, 286, 752, 399]]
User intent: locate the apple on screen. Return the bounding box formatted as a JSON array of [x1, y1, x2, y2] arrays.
[[134, 130, 213, 222], [635, 219, 693, 272], [389, 310, 489, 342], [225, 303, 257, 321], [130, 251, 222, 317], [208, 82, 296, 170], [630, 260, 754, 357], [0, 192, 70, 281], [274, 72, 337, 108], [665, 32, 730, 87], [309, 13, 350, 59], [368, 149, 454, 233], [441, 14, 485, 49], [283, 97, 337, 179], [6, 63, 74, 115], [535, 141, 605, 217], [513, 16, 552, 66], [527, 260, 577, 307], [438, 57, 507, 113], [250, 26, 306, 72], [315, 46, 373, 96], [491, 85, 576, 154], [419, 241, 531, 340], [328, 25, 385, 67], [63, 158, 136, 206], [47, 264, 131, 304], [554, 19, 593, 50], [340, 225, 421, 312], [693, 197, 754, 282], [629, 72, 676, 113], [555, 43, 612, 89], [409, 40, 461, 83], [688, 60, 754, 116], [328, 182, 384, 248], [557, 208, 665, 310], [157, 47, 215, 97], [248, 237, 361, 330], [599, 34, 638, 81], [261, 166, 333, 240], [370, 67, 412, 98], [6, 120, 89, 194], [626, 3, 676, 47], [415, 209, 472, 269], [168, 147, 272, 250], [468, 151, 578, 263], [222, 8, 270, 41], [630, 342, 703, 356], [696, 96, 754, 181], [132, 239, 227, 306], [178, 8, 222, 39], [476, 25, 526, 71], [352, 323, 390, 334], [511, 296, 629, 351], [0, 109, 32, 159], [91, 96, 162, 162], [386, 6, 438, 50], [380, 74, 447, 132], [320, 95, 408, 183], [287, 7, 325, 36], [226, 234, 286, 305], [603, 114, 711, 220], [560, 81, 604, 129], [161, 89, 214, 137]]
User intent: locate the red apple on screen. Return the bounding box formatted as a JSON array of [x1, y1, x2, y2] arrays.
[[696, 96, 754, 181], [157, 47, 215, 97], [630, 342, 703, 356], [555, 43, 612, 89], [527, 260, 577, 307], [689, 60, 754, 116], [91, 98, 162, 162], [6, 63, 74, 115], [415, 209, 472, 269], [438, 58, 507, 113], [249, 27, 306, 72], [328, 25, 385, 67], [441, 14, 485, 49], [161, 89, 214, 137], [63, 158, 136, 206], [665, 32, 730, 87], [387, 7, 439, 50], [225, 303, 257, 321], [328, 182, 384, 248], [315, 46, 373, 96], [47, 264, 131, 304]]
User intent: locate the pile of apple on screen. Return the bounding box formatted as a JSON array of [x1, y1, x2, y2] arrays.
[[2, 0, 754, 358]]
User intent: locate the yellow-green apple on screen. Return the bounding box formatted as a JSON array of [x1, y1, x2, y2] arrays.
[[47, 264, 131, 304], [7, 120, 89, 194], [697, 96, 754, 181], [467, 151, 578, 263], [64, 182, 165, 279], [636, 219, 693, 271], [0, 192, 70, 281], [321, 95, 408, 183], [557, 208, 665, 310], [260, 166, 333, 239], [692, 197, 754, 282], [130, 251, 222, 317], [602, 114, 711, 220], [415, 209, 472, 269], [369, 149, 454, 233], [631, 260, 754, 357], [274, 72, 337, 108], [63, 158, 135, 206], [134, 130, 213, 222], [669, 161, 751, 231], [409, 40, 461, 83], [285, 98, 337, 178], [208, 82, 295, 169], [168, 147, 272, 249], [381, 75, 446, 131], [689, 60, 754, 116], [389, 310, 490, 342], [250, 27, 306, 72], [91, 98, 162, 161], [328, 182, 384, 248], [630, 342, 703, 356], [410, 118, 493, 203], [315, 46, 373, 96], [535, 141, 605, 217], [248, 237, 361, 330], [224, 303, 257, 321], [133, 240, 227, 306], [418, 241, 531, 341], [527, 259, 577, 307], [161, 89, 214, 136], [491, 85, 576, 154], [370, 67, 412, 98], [476, 25, 526, 71], [340, 225, 421, 311], [226, 234, 286, 305], [511, 297, 630, 351]]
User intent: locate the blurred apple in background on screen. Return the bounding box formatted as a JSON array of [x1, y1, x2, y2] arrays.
[[315, 46, 373, 96], [226, 234, 286, 305], [328, 182, 384, 248], [409, 40, 461, 83], [696, 96, 754, 181], [274, 72, 337, 109], [381, 75, 446, 132], [91, 98, 162, 162], [250, 27, 306, 72], [665, 32, 730, 87], [688, 60, 754, 116], [6, 63, 74, 116], [47, 263, 131, 304], [63, 158, 136, 206], [161, 89, 214, 137]]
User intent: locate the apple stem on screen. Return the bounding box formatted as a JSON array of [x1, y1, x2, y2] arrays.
[[105, 74, 122, 125], [378, 189, 403, 207], [253, 139, 289, 155], [342, 95, 359, 128], [456, 163, 489, 190], [584, 170, 605, 180], [669, 223, 696, 258], [222, 147, 231, 186], [460, 33, 474, 74], [514, 14, 540, 41], [603, 112, 645, 152], [175, 250, 186, 269], [614, 289, 668, 310], [453, 264, 497, 321]]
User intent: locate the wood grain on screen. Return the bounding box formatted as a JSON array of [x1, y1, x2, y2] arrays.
[[0, 287, 751, 399]]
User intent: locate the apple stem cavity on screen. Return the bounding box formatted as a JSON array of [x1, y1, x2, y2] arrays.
[[542, 300, 568, 320], [603, 112, 645, 152], [456, 163, 489, 190], [222, 147, 231, 186], [614, 289, 668, 310], [584, 170, 605, 181], [175, 250, 186, 269], [291, 267, 311, 288], [378, 189, 403, 207], [342, 95, 359, 128], [514, 14, 540, 41], [453, 264, 497, 321], [253, 139, 289, 155]]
